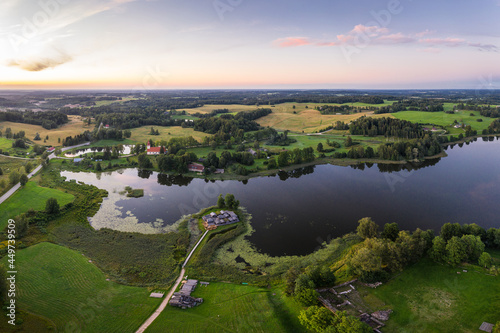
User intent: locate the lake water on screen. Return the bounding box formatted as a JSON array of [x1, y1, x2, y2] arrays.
[[61, 137, 500, 256], [64, 145, 134, 158]]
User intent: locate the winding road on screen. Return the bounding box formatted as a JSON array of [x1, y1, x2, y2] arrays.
[[0, 142, 90, 206]]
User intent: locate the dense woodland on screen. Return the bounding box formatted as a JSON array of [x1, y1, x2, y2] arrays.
[[0, 110, 68, 129]]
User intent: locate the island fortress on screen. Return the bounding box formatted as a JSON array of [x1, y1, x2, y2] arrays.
[[202, 210, 240, 230]]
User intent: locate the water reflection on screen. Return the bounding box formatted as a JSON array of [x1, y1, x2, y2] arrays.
[[61, 138, 500, 256]]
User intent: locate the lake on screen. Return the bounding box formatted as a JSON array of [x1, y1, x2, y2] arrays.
[[61, 137, 500, 256], [64, 145, 134, 158]]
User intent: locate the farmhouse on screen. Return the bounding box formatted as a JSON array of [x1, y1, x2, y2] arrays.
[[146, 140, 166, 155], [202, 210, 239, 230], [169, 279, 204, 309], [188, 163, 205, 173]]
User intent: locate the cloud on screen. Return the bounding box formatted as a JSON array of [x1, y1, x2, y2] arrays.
[[376, 33, 416, 44], [273, 24, 497, 52], [415, 29, 435, 38], [420, 38, 498, 51], [273, 37, 311, 48], [7, 50, 72, 71]]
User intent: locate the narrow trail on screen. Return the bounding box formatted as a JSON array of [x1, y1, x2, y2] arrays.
[[135, 230, 209, 333]]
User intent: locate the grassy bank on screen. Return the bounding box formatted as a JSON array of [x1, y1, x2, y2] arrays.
[[361, 257, 500, 332], [1, 242, 162, 333], [145, 282, 306, 333], [0, 181, 74, 230]]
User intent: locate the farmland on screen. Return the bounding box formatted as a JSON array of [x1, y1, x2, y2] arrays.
[[256, 108, 393, 133], [0, 242, 162, 333], [361, 257, 500, 333], [392, 110, 495, 134], [145, 282, 306, 333], [129, 125, 211, 144], [0, 115, 92, 147], [0, 181, 74, 230]]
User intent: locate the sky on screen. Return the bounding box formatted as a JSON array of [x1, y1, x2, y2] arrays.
[[0, 0, 499, 89]]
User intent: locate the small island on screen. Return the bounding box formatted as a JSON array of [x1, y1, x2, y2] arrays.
[[124, 186, 144, 198]]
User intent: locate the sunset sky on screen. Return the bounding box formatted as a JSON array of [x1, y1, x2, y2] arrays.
[[1, 0, 499, 89]]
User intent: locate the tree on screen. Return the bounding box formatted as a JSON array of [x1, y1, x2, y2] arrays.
[[9, 170, 20, 185], [478, 252, 492, 269], [217, 194, 225, 208], [461, 234, 484, 262], [430, 236, 447, 262], [45, 197, 60, 214], [345, 136, 353, 147], [15, 213, 29, 238], [283, 266, 300, 295], [19, 173, 28, 186], [295, 288, 319, 306], [34, 132, 41, 140], [294, 273, 315, 294], [298, 306, 335, 333], [332, 312, 373, 333], [123, 129, 132, 138], [357, 217, 378, 239], [440, 223, 462, 242], [25, 162, 33, 174], [446, 236, 467, 265], [0, 264, 8, 304], [382, 222, 399, 241], [0, 167, 3, 175], [317, 142, 324, 152], [224, 194, 235, 209], [138, 153, 152, 169], [95, 162, 102, 172]]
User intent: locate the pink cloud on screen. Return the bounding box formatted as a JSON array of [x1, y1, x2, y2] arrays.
[[273, 37, 311, 48], [272, 24, 497, 52], [376, 33, 416, 44], [351, 24, 389, 37], [420, 37, 466, 47], [415, 29, 435, 38]]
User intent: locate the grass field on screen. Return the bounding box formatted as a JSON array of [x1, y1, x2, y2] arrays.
[[0, 242, 162, 333], [181, 104, 260, 114], [392, 110, 494, 133], [181, 102, 395, 133], [0, 115, 93, 147], [145, 282, 306, 333], [0, 181, 74, 230], [361, 257, 500, 333], [257, 108, 393, 133], [129, 126, 211, 144]]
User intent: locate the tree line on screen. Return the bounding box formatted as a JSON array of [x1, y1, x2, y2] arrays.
[[0, 111, 68, 129]]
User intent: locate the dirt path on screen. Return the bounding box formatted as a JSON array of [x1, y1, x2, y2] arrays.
[[135, 230, 209, 333]]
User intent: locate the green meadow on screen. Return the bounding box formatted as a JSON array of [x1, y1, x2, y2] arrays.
[[0, 242, 162, 333], [0, 181, 74, 230]]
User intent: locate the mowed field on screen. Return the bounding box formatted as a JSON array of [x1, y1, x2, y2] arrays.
[[129, 125, 211, 144], [0, 115, 92, 146], [258, 108, 393, 133], [0, 242, 162, 333], [362, 257, 500, 333], [181, 104, 259, 114], [0, 181, 74, 230], [145, 282, 306, 333], [393, 110, 494, 133]]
